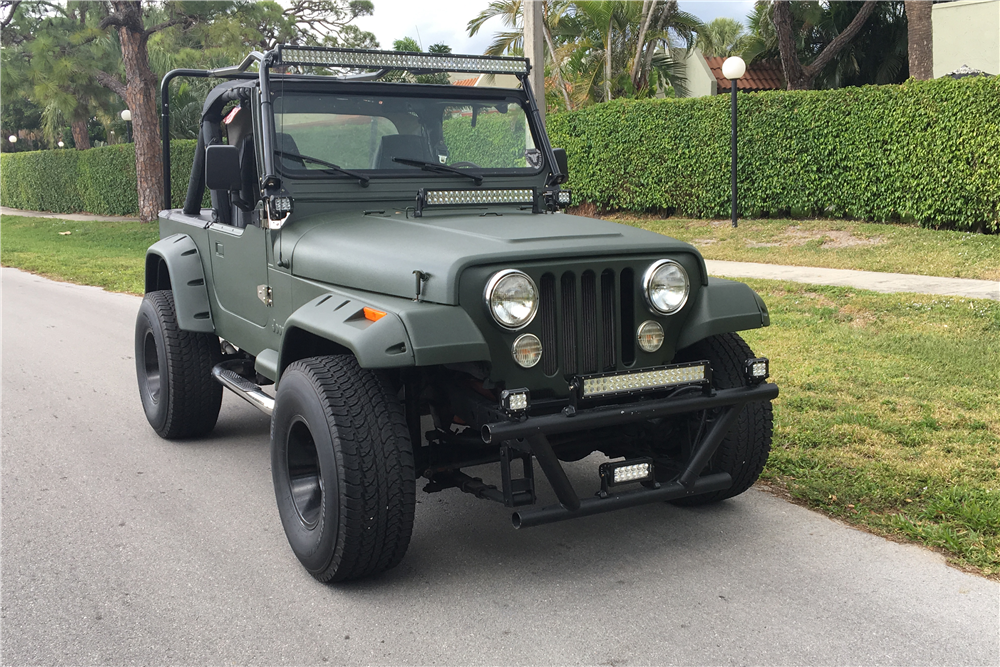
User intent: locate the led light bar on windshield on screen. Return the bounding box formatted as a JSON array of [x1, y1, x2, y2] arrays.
[[277, 46, 529, 75], [415, 188, 536, 216], [578, 362, 710, 399]]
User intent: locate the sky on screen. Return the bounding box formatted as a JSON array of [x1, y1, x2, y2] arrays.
[[352, 1, 758, 54]]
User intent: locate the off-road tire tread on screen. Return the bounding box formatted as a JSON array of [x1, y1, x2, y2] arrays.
[[284, 356, 415, 582], [673, 332, 773, 505], [143, 290, 222, 439]]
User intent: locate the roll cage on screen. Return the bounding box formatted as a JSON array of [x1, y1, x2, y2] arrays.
[[160, 45, 566, 212]]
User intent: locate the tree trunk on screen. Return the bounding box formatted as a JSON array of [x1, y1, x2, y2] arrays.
[[604, 14, 613, 101], [106, 1, 163, 222], [71, 119, 90, 150], [773, 0, 877, 90], [905, 0, 933, 80]]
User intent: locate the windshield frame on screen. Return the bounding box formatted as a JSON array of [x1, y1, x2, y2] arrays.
[[264, 80, 549, 184]]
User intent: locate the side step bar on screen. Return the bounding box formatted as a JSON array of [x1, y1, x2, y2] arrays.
[[211, 361, 275, 416]]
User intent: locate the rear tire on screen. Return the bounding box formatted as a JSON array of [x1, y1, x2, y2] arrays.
[[271, 355, 415, 582], [671, 332, 773, 505], [135, 290, 222, 439]]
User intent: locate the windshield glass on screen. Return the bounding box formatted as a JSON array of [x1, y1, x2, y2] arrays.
[[271, 92, 539, 178]]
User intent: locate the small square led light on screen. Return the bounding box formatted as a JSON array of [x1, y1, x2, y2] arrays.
[[500, 388, 530, 416], [744, 357, 769, 385]]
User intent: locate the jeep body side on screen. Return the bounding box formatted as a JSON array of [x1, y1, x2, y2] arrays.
[[136, 46, 777, 582]]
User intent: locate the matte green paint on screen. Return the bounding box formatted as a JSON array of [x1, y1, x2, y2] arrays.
[[145, 233, 215, 333], [284, 208, 709, 305]]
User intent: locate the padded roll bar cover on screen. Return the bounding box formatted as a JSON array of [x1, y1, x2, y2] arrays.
[[144, 234, 215, 333]]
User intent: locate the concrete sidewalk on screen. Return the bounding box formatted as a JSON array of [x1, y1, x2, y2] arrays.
[[0, 205, 139, 223], [706, 260, 999, 301]]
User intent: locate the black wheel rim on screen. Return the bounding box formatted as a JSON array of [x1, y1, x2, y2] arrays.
[[287, 419, 323, 528], [143, 331, 161, 403]]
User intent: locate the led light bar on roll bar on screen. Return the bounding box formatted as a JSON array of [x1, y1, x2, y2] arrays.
[[415, 188, 537, 217], [277, 45, 529, 75]]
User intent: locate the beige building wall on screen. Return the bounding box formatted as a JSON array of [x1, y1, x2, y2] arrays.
[[679, 48, 717, 98], [932, 0, 1000, 77]]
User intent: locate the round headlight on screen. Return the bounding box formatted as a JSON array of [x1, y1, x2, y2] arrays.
[[643, 259, 690, 315], [485, 270, 538, 330]]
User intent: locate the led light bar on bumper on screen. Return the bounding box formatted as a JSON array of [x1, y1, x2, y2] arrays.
[[576, 362, 710, 399], [416, 188, 535, 217], [599, 458, 655, 495], [277, 45, 529, 75]]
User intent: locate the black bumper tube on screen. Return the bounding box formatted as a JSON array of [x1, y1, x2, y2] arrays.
[[512, 473, 733, 528], [482, 383, 779, 443]]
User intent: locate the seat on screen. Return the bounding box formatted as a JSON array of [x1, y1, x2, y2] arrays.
[[275, 132, 303, 170], [372, 134, 433, 170]]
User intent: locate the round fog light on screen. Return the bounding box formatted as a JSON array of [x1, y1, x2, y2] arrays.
[[511, 333, 542, 368], [637, 320, 664, 353]]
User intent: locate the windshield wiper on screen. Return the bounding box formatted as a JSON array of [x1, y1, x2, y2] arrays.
[[275, 150, 370, 187], [392, 157, 483, 185]]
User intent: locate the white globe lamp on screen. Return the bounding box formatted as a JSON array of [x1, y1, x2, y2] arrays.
[[722, 56, 747, 81], [722, 56, 746, 228]]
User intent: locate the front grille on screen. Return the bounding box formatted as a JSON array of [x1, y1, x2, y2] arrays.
[[539, 268, 634, 377]]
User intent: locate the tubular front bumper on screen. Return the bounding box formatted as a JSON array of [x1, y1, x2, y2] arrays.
[[481, 382, 779, 528]]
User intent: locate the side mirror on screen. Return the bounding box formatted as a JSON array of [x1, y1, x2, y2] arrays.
[[552, 147, 569, 180], [205, 144, 241, 191]]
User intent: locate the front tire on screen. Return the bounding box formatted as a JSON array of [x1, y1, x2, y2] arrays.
[[271, 355, 415, 582], [671, 332, 773, 505], [135, 290, 222, 439]]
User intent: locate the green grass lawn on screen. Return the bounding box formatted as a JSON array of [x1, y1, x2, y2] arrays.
[[610, 216, 1000, 281], [0, 215, 158, 294], [741, 280, 1000, 578], [3, 213, 998, 577]]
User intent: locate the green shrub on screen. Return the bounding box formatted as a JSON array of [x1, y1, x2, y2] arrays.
[[548, 76, 1000, 232], [444, 113, 529, 168], [0, 148, 82, 213], [0, 140, 202, 216]]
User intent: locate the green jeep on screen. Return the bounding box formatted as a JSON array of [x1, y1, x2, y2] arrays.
[[137, 46, 777, 583]]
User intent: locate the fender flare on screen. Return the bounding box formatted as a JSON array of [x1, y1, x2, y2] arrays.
[[145, 234, 215, 333], [278, 290, 491, 378], [675, 277, 770, 351]]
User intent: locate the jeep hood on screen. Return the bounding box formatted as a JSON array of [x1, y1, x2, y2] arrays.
[[287, 210, 703, 305]]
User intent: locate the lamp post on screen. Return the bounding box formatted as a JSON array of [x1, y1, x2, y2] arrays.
[[58, 140, 65, 148], [722, 56, 746, 228], [121, 109, 132, 143]]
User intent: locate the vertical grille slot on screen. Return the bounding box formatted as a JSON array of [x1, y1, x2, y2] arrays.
[[581, 271, 598, 373], [540, 273, 558, 376], [560, 272, 577, 376], [601, 269, 617, 370], [620, 268, 635, 365]]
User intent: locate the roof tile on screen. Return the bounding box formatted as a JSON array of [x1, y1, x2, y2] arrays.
[[705, 57, 785, 92]]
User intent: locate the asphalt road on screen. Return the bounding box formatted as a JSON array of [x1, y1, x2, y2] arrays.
[[2, 267, 998, 666]]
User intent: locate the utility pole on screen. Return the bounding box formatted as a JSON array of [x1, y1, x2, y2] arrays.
[[524, 0, 545, 128]]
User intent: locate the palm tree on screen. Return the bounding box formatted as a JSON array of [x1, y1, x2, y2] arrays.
[[695, 17, 749, 58], [904, 0, 931, 79], [556, 0, 699, 103], [467, 0, 575, 110]]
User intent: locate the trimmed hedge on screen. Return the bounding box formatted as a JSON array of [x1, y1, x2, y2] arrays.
[[547, 76, 1000, 232], [444, 113, 529, 168], [0, 140, 201, 216]]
